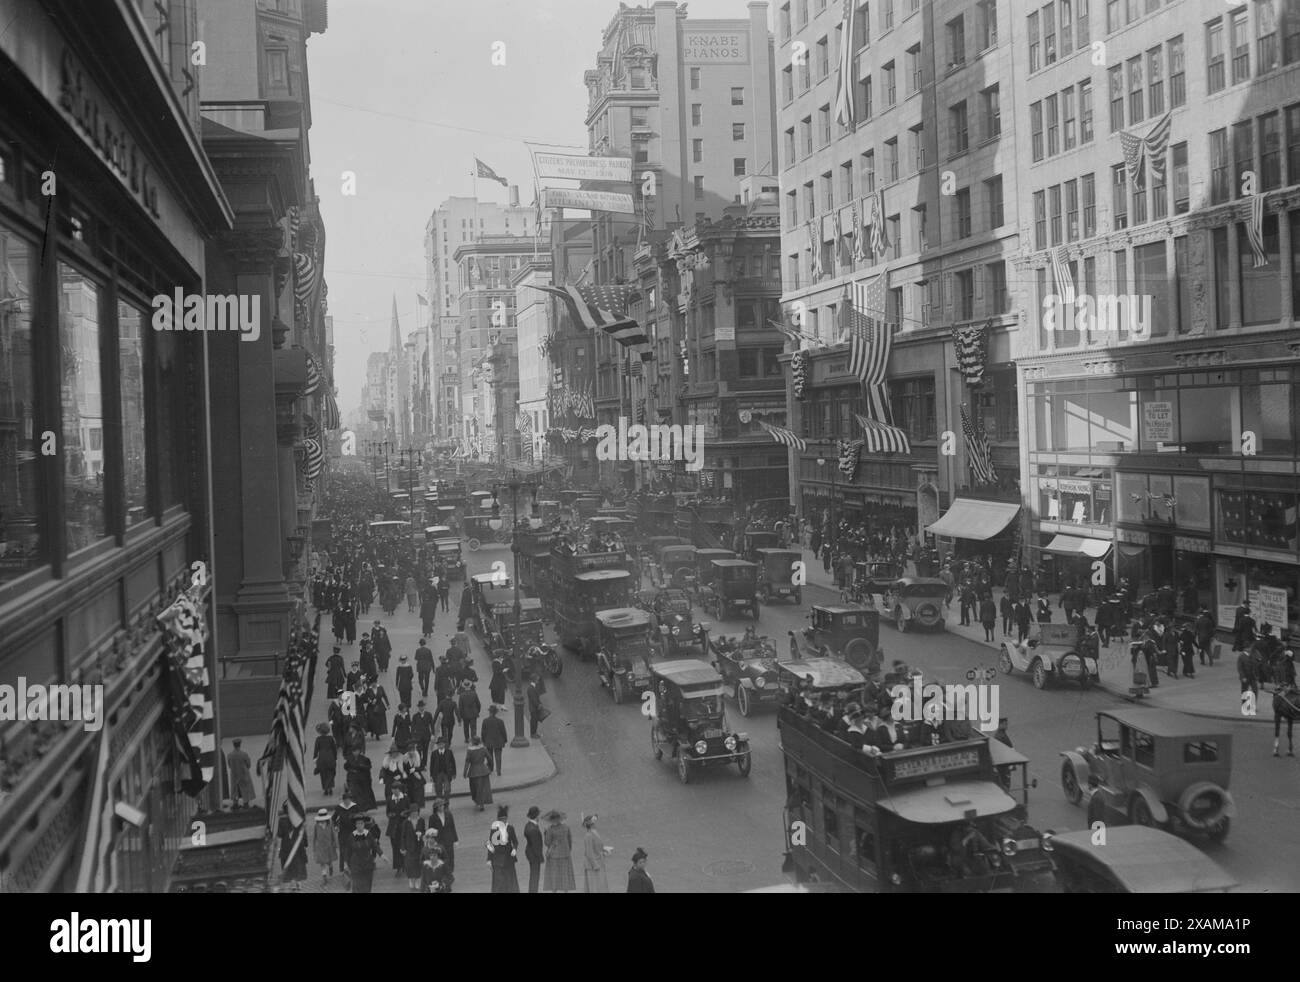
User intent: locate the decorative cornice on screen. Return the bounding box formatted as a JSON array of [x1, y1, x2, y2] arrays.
[[1171, 348, 1230, 368], [1082, 358, 1125, 375]]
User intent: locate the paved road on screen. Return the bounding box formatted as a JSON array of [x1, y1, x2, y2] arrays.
[[463, 546, 1300, 893]]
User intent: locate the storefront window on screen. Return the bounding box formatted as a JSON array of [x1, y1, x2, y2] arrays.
[[1238, 217, 1281, 325], [1136, 387, 1178, 451], [1034, 389, 1091, 452], [1179, 386, 1234, 455], [119, 302, 150, 525], [1089, 390, 1137, 450], [60, 264, 105, 552], [1217, 488, 1299, 552], [1215, 557, 1300, 637], [0, 227, 43, 582], [1117, 472, 1148, 523], [1240, 382, 1292, 456], [1172, 476, 1211, 531]]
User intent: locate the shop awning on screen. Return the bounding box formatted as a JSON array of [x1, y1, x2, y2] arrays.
[[926, 499, 1020, 541], [1044, 534, 1112, 558]]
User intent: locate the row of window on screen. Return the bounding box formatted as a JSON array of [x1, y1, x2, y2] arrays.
[[1106, 35, 1186, 135], [1027, 0, 1093, 73], [1205, 2, 1300, 96], [1030, 79, 1097, 164], [1208, 105, 1300, 205]]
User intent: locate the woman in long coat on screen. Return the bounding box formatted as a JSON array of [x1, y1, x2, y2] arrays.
[[463, 735, 493, 810], [277, 804, 308, 889], [349, 820, 380, 894], [581, 813, 610, 893], [311, 808, 338, 880], [365, 683, 390, 740], [403, 749, 426, 809], [405, 575, 420, 613], [312, 722, 338, 795], [488, 806, 520, 894], [542, 810, 577, 893], [345, 751, 377, 811], [401, 808, 424, 890]]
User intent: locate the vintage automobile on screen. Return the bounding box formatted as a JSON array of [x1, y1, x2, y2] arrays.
[[594, 607, 657, 704], [652, 542, 698, 589], [857, 560, 905, 595], [424, 525, 453, 542], [698, 559, 760, 621], [640, 588, 701, 653], [468, 572, 513, 629], [711, 633, 781, 717], [482, 597, 545, 651], [880, 577, 948, 632], [694, 548, 737, 587], [432, 538, 466, 580], [801, 604, 881, 671], [999, 622, 1100, 690], [755, 548, 803, 605], [1060, 709, 1235, 842], [740, 529, 780, 562], [649, 659, 752, 783], [1046, 826, 1238, 893], [461, 515, 512, 551], [775, 656, 868, 701]]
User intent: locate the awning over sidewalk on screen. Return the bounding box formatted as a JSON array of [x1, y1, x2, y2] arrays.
[[1043, 534, 1112, 558], [926, 499, 1020, 541]]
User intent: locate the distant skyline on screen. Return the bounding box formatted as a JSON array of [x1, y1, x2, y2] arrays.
[[308, 0, 769, 418]]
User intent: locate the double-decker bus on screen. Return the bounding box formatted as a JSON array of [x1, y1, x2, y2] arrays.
[[550, 547, 633, 659]]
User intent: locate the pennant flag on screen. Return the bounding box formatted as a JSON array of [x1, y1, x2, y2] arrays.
[[1052, 246, 1076, 304], [475, 157, 509, 187], [759, 421, 808, 451], [960, 402, 996, 486], [845, 274, 894, 386], [838, 439, 863, 479], [807, 219, 824, 281], [1245, 194, 1269, 268], [952, 320, 991, 387], [156, 589, 215, 795], [833, 0, 858, 129]]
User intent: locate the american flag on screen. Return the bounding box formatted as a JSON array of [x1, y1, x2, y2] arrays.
[[833, 0, 858, 129], [845, 274, 893, 386], [534, 282, 653, 362], [516, 410, 532, 433], [855, 408, 910, 454], [1120, 130, 1145, 194], [475, 157, 509, 187], [1245, 194, 1269, 268], [260, 628, 314, 874], [156, 590, 215, 795], [768, 319, 824, 349], [850, 203, 866, 263], [1143, 111, 1173, 184], [869, 188, 888, 257], [960, 402, 996, 486], [1052, 246, 1076, 304], [759, 421, 808, 451]]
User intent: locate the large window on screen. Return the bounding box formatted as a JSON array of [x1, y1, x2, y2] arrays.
[[118, 303, 150, 526], [1239, 216, 1281, 325], [1133, 241, 1168, 337], [0, 227, 42, 582], [889, 376, 936, 439], [60, 264, 105, 553]]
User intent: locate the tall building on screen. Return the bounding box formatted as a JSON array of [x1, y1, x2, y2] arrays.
[[778, 0, 1023, 550], [423, 193, 535, 443], [580, 1, 778, 488], [1011, 0, 1300, 630], [514, 258, 555, 464], [0, 0, 231, 891]]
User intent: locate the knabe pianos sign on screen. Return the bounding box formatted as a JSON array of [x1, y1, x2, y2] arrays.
[[682, 31, 749, 63]]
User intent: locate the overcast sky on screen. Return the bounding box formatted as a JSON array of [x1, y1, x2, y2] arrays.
[[308, 0, 765, 417]]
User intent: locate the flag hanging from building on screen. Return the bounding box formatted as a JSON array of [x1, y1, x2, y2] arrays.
[[475, 157, 509, 187], [1120, 110, 1172, 193], [807, 219, 824, 281], [768, 319, 824, 349], [532, 282, 653, 362], [759, 421, 808, 451], [838, 439, 863, 479], [845, 274, 894, 386], [1051, 246, 1076, 304], [833, 0, 858, 129], [960, 402, 996, 486], [868, 188, 888, 258], [1245, 193, 1269, 267], [854, 408, 911, 454], [850, 202, 866, 264], [951, 320, 991, 387], [416, 293, 429, 306], [156, 587, 215, 796]]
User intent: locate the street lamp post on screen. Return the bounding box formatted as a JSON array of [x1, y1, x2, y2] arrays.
[[816, 449, 837, 553], [495, 478, 536, 748], [367, 441, 393, 496]]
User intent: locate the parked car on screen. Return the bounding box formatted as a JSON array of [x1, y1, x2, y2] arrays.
[[594, 607, 656, 704], [649, 659, 752, 783], [880, 577, 948, 632], [1060, 709, 1234, 842], [711, 633, 781, 717], [1000, 622, 1100, 690], [801, 604, 881, 671], [1046, 826, 1237, 893], [755, 548, 803, 605], [698, 559, 759, 622]]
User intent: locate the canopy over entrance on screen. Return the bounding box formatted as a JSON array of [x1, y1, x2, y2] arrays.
[[926, 499, 1020, 541]]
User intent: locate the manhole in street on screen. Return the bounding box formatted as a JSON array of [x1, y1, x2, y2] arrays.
[[703, 860, 754, 877]]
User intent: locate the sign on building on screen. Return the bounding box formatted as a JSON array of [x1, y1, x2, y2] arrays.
[[534, 153, 632, 183], [1142, 401, 1173, 442]]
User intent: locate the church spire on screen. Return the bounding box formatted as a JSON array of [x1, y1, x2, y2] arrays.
[[389, 295, 401, 353]]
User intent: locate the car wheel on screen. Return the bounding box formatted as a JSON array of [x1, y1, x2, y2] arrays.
[[1129, 796, 1155, 827], [466, 537, 481, 552], [738, 685, 752, 717], [1031, 659, 1047, 690], [1207, 817, 1230, 843], [612, 674, 625, 705], [736, 752, 752, 777], [998, 649, 1013, 675], [844, 639, 871, 670], [677, 755, 691, 785], [1061, 762, 1082, 805], [651, 725, 662, 760]]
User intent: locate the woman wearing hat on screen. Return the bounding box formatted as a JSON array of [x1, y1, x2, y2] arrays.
[[401, 804, 424, 891], [313, 722, 338, 796], [463, 735, 493, 811], [581, 814, 612, 893], [312, 807, 338, 882], [626, 847, 654, 893], [542, 810, 576, 892], [349, 817, 382, 894]]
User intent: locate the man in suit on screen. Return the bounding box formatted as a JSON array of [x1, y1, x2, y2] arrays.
[[526, 678, 544, 737], [428, 738, 456, 801], [415, 639, 435, 698], [434, 655, 456, 700], [1013, 599, 1032, 642], [372, 621, 393, 673], [411, 700, 435, 767], [523, 805, 545, 893], [457, 680, 482, 743], [395, 655, 415, 709], [480, 704, 508, 775], [434, 691, 458, 747]]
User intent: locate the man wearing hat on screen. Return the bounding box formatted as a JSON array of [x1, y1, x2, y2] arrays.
[[360, 634, 378, 682], [412, 700, 435, 768], [396, 654, 415, 709], [627, 847, 654, 893], [373, 620, 392, 673], [523, 805, 545, 893], [434, 654, 456, 701], [428, 737, 456, 801], [415, 638, 435, 699], [481, 704, 508, 775], [457, 679, 482, 744], [333, 791, 360, 878]]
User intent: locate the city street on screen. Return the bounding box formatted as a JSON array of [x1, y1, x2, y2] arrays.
[[453, 546, 1300, 893]]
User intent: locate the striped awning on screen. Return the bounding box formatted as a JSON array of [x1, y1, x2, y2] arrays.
[[927, 499, 1020, 541]]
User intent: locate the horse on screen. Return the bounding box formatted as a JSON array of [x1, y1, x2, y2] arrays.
[[1274, 685, 1300, 757]]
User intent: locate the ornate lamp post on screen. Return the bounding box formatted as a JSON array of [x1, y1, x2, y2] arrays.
[[493, 478, 537, 748]]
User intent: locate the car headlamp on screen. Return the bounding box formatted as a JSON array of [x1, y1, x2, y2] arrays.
[[724, 736, 737, 751], [694, 740, 708, 755], [1000, 838, 1017, 857]]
